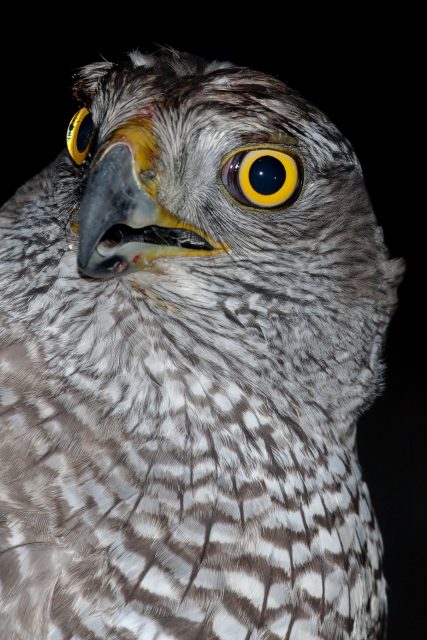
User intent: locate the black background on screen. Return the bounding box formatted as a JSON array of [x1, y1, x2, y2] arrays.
[[0, 22, 423, 639]]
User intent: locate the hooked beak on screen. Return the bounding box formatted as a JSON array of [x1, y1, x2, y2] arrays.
[[77, 141, 225, 279]]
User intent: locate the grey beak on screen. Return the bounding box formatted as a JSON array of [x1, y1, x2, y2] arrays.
[[77, 144, 157, 279]]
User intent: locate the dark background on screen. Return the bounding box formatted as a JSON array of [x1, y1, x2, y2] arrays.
[[0, 24, 422, 639]]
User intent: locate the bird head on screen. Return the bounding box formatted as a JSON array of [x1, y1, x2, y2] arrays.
[[69, 53, 306, 282], [0, 49, 403, 440]]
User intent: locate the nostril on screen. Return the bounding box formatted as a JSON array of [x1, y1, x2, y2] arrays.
[[140, 169, 156, 181]]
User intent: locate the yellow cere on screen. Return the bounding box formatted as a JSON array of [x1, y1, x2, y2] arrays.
[[107, 123, 227, 254], [239, 148, 300, 208], [66, 107, 94, 165], [109, 122, 158, 198]]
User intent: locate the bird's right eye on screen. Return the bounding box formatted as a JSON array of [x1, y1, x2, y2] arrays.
[[66, 107, 94, 165]]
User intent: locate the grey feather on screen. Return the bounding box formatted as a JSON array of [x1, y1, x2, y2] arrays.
[[0, 49, 403, 639]]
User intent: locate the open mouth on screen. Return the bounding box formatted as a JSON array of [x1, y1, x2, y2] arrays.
[[97, 224, 214, 256], [77, 143, 227, 278]]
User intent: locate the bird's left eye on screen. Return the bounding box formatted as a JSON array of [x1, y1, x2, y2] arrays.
[[221, 148, 301, 209], [66, 107, 94, 165]]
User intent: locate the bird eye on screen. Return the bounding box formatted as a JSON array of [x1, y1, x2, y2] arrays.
[[66, 107, 94, 165], [221, 148, 301, 209]]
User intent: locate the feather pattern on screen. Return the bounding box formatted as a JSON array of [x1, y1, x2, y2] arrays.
[[0, 50, 402, 639]]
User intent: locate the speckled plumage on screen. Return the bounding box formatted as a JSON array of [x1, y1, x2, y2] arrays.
[[0, 50, 403, 639]]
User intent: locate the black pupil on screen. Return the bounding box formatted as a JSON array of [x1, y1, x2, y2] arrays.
[[248, 155, 286, 195], [76, 113, 94, 154]]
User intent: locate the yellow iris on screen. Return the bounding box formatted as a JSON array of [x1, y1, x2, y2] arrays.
[[66, 107, 94, 165], [238, 149, 300, 208]]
